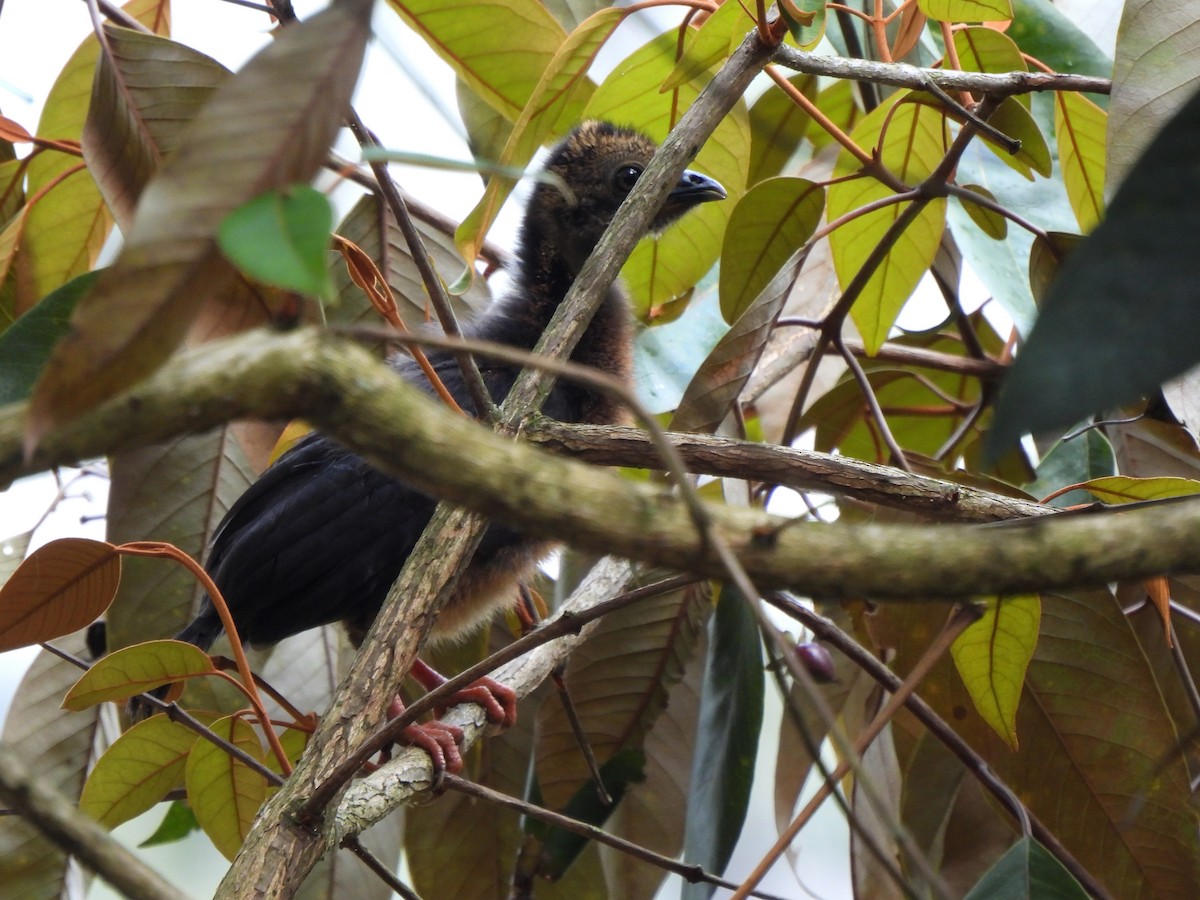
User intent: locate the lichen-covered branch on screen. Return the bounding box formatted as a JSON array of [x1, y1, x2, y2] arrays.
[[0, 742, 187, 900], [4, 326, 1200, 599]]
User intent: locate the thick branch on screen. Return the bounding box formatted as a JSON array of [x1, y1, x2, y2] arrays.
[[0, 742, 188, 900], [526, 421, 1047, 522], [773, 45, 1111, 96], [5, 327, 1200, 600]]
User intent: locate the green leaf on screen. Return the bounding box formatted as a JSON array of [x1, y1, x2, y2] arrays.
[[747, 74, 815, 185], [533, 748, 647, 879], [919, 0, 1013, 21], [140, 800, 201, 848], [185, 715, 267, 861], [61, 639, 215, 710], [778, 0, 826, 49], [955, 184, 1007, 239], [1024, 430, 1115, 507], [661, 0, 754, 92], [1054, 91, 1106, 233], [1009, 0, 1111, 83], [0, 270, 97, 406], [953, 26, 1027, 83], [682, 588, 763, 897], [982, 97, 1052, 179], [951, 595, 1040, 751], [219, 186, 334, 298], [988, 84, 1200, 455], [718, 178, 823, 323], [965, 836, 1090, 900], [80, 713, 200, 828], [1078, 475, 1200, 504], [387, 0, 567, 122], [828, 93, 947, 353]]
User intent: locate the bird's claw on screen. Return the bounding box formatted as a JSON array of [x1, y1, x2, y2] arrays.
[[402, 720, 466, 782], [436, 676, 518, 729]]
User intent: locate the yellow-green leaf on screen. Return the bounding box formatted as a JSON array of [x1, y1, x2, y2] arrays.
[[957, 183, 1007, 239], [661, 0, 754, 92], [80, 713, 200, 828], [185, 715, 267, 860], [951, 595, 1040, 751], [719, 177, 823, 322], [747, 74, 815, 185], [1079, 475, 1200, 504], [453, 7, 617, 275], [61, 639, 215, 710], [828, 93, 947, 353], [953, 26, 1028, 107], [982, 97, 1052, 179], [387, 0, 566, 121], [919, 0, 1013, 21], [0, 538, 121, 652], [1055, 91, 1106, 233]]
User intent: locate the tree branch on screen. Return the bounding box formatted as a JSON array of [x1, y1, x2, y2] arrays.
[[772, 45, 1111, 97], [525, 421, 1047, 522], [4, 327, 1200, 600], [0, 742, 188, 900]]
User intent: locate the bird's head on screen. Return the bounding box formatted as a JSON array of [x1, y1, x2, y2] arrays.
[[524, 120, 726, 273]]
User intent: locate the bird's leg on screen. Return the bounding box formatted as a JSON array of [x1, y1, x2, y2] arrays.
[[410, 658, 518, 729]]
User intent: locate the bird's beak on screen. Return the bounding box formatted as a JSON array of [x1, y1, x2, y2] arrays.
[[669, 169, 727, 207]]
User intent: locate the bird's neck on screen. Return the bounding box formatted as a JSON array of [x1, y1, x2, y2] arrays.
[[473, 226, 632, 373]]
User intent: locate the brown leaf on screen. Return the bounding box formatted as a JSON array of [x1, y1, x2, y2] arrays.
[[1145, 576, 1172, 646], [25, 0, 373, 451], [83, 25, 231, 232], [0, 538, 120, 652]]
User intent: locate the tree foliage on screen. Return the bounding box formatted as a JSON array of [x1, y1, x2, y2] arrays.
[[1, 1, 1199, 898]]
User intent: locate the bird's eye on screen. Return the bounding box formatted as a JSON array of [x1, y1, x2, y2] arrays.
[[613, 164, 642, 193]]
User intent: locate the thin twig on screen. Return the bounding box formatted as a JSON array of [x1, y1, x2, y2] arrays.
[[442, 775, 792, 900]]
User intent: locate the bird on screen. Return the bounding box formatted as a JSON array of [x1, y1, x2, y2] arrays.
[[163, 121, 726, 764]]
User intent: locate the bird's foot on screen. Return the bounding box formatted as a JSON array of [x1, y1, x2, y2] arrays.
[[411, 659, 518, 728], [435, 676, 518, 729], [382, 695, 466, 778], [400, 720, 465, 777]]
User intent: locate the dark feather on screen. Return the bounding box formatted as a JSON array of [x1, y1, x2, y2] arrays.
[[174, 121, 725, 656]]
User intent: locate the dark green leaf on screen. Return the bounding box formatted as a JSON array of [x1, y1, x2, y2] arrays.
[[139, 800, 201, 848], [988, 84, 1200, 456], [965, 835, 1090, 900], [0, 271, 97, 406], [1024, 430, 1115, 508], [682, 588, 763, 898], [219, 186, 334, 298]]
